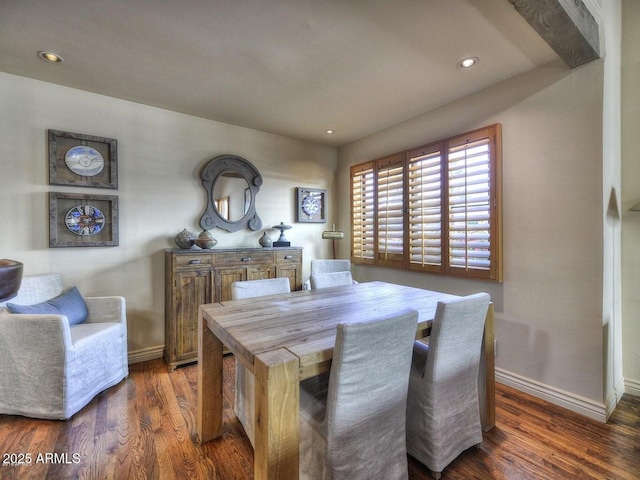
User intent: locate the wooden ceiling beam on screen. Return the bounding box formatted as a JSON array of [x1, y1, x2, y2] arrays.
[[507, 0, 600, 68]]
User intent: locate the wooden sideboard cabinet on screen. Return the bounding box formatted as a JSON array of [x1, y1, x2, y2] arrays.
[[164, 247, 302, 371]]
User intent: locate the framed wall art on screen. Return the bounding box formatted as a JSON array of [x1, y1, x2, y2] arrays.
[[48, 129, 118, 189], [49, 192, 119, 247], [296, 187, 327, 223]]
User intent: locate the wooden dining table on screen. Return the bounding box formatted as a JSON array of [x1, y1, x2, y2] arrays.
[[197, 281, 495, 480]]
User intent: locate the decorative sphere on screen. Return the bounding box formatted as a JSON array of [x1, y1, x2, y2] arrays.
[[175, 229, 196, 249]]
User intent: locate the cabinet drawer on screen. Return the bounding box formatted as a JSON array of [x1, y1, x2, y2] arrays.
[[175, 254, 214, 267], [276, 250, 301, 264], [214, 251, 273, 266]]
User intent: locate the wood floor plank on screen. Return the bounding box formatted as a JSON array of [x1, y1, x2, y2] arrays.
[[0, 357, 638, 479]]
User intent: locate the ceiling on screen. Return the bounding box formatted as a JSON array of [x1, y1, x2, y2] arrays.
[[0, 0, 561, 146]]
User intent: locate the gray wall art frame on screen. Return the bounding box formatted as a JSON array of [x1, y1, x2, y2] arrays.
[[48, 129, 118, 189], [49, 192, 119, 247]]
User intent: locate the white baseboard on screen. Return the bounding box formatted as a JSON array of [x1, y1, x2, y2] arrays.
[[128, 345, 164, 365], [604, 376, 626, 419], [496, 367, 608, 423], [625, 377, 640, 398]]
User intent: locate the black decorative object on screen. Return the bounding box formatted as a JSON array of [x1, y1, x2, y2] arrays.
[[272, 222, 292, 247]]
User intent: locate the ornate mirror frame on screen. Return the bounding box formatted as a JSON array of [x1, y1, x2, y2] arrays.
[[199, 154, 263, 232]]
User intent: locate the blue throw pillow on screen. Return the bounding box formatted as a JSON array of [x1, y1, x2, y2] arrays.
[[6, 286, 89, 325]]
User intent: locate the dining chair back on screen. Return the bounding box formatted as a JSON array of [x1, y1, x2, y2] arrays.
[[303, 259, 357, 289], [231, 277, 290, 299], [230, 277, 291, 446], [311, 259, 352, 275], [299, 309, 418, 480], [406, 293, 490, 479], [309, 271, 353, 289]]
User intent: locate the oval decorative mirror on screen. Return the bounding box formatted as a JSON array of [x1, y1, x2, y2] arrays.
[[199, 155, 263, 232]]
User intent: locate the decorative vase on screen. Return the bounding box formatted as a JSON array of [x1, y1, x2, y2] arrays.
[[0, 259, 23, 302], [195, 230, 218, 249], [175, 229, 196, 249], [259, 231, 273, 248]]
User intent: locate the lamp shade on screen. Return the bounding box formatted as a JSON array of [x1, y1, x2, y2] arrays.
[[0, 259, 23, 302], [322, 231, 344, 240]]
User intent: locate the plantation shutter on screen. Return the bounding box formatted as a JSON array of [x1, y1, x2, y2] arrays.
[[407, 145, 443, 273], [376, 155, 404, 267], [351, 162, 375, 263], [349, 124, 501, 282], [446, 129, 493, 277]]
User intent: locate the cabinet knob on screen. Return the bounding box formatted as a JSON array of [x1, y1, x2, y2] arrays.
[[241, 257, 251, 262], [284, 255, 292, 259], [189, 259, 201, 264]]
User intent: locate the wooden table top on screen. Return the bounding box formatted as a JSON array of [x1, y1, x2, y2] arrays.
[[199, 281, 459, 377]]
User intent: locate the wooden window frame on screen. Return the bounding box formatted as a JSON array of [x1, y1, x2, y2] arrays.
[[350, 124, 502, 282]]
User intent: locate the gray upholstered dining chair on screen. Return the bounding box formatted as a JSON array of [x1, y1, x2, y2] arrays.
[[406, 293, 490, 479], [303, 259, 358, 289], [299, 309, 419, 480], [230, 277, 291, 446], [311, 259, 352, 275], [309, 271, 354, 289]]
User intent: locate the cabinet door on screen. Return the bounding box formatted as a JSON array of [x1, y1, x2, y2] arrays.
[[277, 264, 300, 291], [175, 269, 212, 361], [215, 267, 246, 302], [275, 249, 302, 290], [247, 265, 276, 281]]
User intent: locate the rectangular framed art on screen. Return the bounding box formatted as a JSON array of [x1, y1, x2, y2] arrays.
[[48, 129, 118, 189], [49, 192, 119, 247]]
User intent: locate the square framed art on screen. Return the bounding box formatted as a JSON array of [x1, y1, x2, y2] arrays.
[[296, 187, 327, 223]]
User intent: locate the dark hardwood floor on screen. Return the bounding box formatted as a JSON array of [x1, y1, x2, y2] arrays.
[[1, 357, 639, 479]]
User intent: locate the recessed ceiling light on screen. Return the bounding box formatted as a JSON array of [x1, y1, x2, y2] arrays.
[[458, 57, 478, 69], [38, 51, 64, 63], [325, 129, 335, 134]]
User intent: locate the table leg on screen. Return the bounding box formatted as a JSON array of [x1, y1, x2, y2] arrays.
[[254, 348, 300, 480], [197, 312, 224, 443], [479, 303, 496, 431]]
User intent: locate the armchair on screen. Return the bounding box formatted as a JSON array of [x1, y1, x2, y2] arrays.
[[0, 273, 128, 420]]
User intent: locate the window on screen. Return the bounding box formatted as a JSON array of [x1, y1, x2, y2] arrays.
[[351, 124, 502, 282], [351, 162, 375, 263], [377, 154, 404, 268]]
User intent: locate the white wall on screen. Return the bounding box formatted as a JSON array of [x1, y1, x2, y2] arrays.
[[600, 0, 623, 413], [337, 58, 607, 414], [0, 72, 337, 358], [2, 1, 633, 417], [621, 0, 640, 397]]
